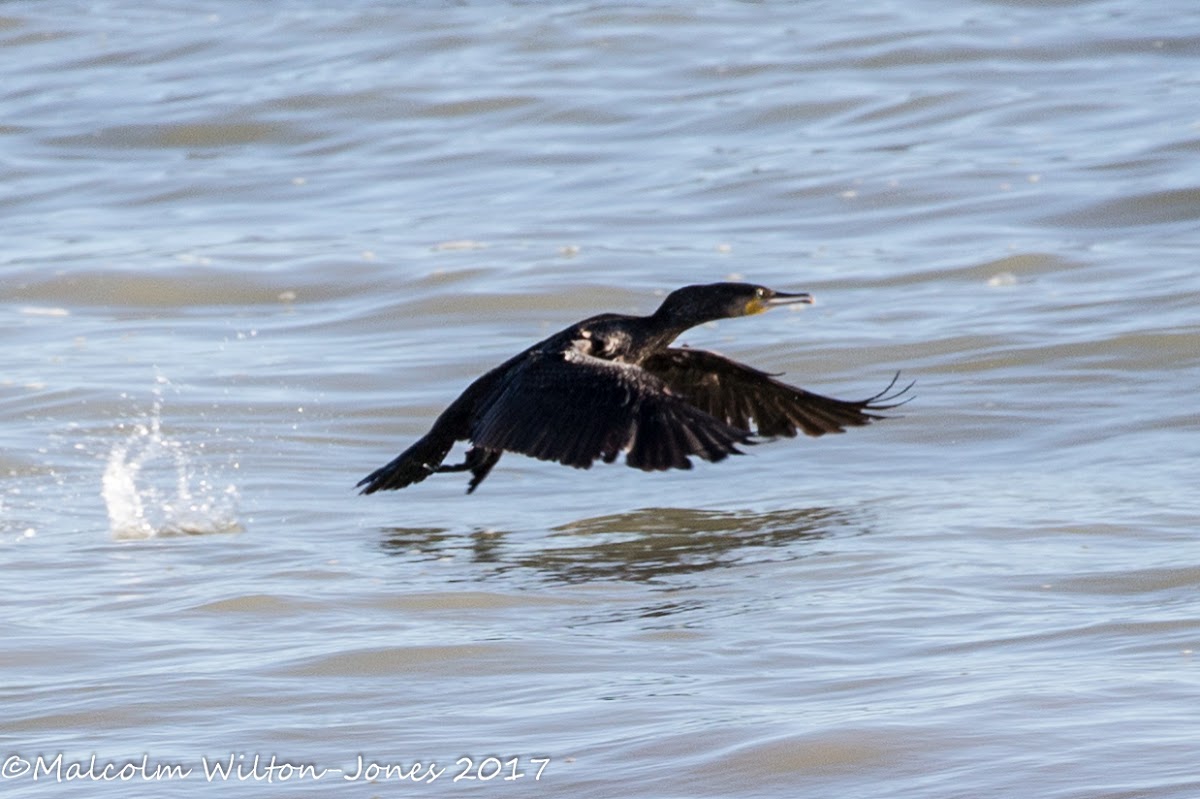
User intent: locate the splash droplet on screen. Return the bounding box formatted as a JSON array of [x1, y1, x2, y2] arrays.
[[102, 391, 242, 540]]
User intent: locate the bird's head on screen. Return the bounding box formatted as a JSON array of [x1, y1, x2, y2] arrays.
[[655, 282, 814, 326]]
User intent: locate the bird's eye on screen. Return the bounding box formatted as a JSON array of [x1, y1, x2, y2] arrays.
[[755, 287, 766, 298]]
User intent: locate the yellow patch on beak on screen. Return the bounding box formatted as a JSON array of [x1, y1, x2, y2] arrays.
[[744, 298, 768, 315]]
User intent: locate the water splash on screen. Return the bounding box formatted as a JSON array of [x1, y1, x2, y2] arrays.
[[102, 391, 242, 540]]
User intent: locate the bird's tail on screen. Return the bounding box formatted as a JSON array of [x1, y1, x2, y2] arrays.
[[357, 432, 454, 494]]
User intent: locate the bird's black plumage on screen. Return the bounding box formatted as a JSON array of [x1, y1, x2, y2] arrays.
[[357, 282, 909, 495]]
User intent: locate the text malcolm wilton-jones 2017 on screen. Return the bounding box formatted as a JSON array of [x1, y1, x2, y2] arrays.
[[2, 753, 552, 784]]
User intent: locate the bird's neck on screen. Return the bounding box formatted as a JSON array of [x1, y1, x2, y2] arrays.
[[650, 302, 724, 335], [635, 308, 700, 351]]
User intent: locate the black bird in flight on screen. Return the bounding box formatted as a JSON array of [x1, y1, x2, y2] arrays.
[[358, 282, 909, 495]]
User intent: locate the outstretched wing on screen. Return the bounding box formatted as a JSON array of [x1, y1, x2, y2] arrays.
[[469, 349, 751, 472], [642, 348, 911, 438]]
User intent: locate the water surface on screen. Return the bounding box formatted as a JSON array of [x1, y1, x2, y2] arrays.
[[3, 2, 1199, 797]]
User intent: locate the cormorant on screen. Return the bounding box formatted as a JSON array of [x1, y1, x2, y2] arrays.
[[358, 282, 909, 495]]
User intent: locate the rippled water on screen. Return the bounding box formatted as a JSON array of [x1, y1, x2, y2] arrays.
[[4, 2, 1200, 797]]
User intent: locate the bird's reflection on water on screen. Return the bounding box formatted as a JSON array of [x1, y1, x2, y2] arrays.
[[379, 505, 866, 584]]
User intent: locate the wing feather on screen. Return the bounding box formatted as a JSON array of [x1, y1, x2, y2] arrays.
[[470, 349, 750, 472], [643, 348, 911, 438]]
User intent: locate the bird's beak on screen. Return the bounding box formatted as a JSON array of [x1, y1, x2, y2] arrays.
[[746, 290, 814, 315], [766, 291, 814, 307]]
